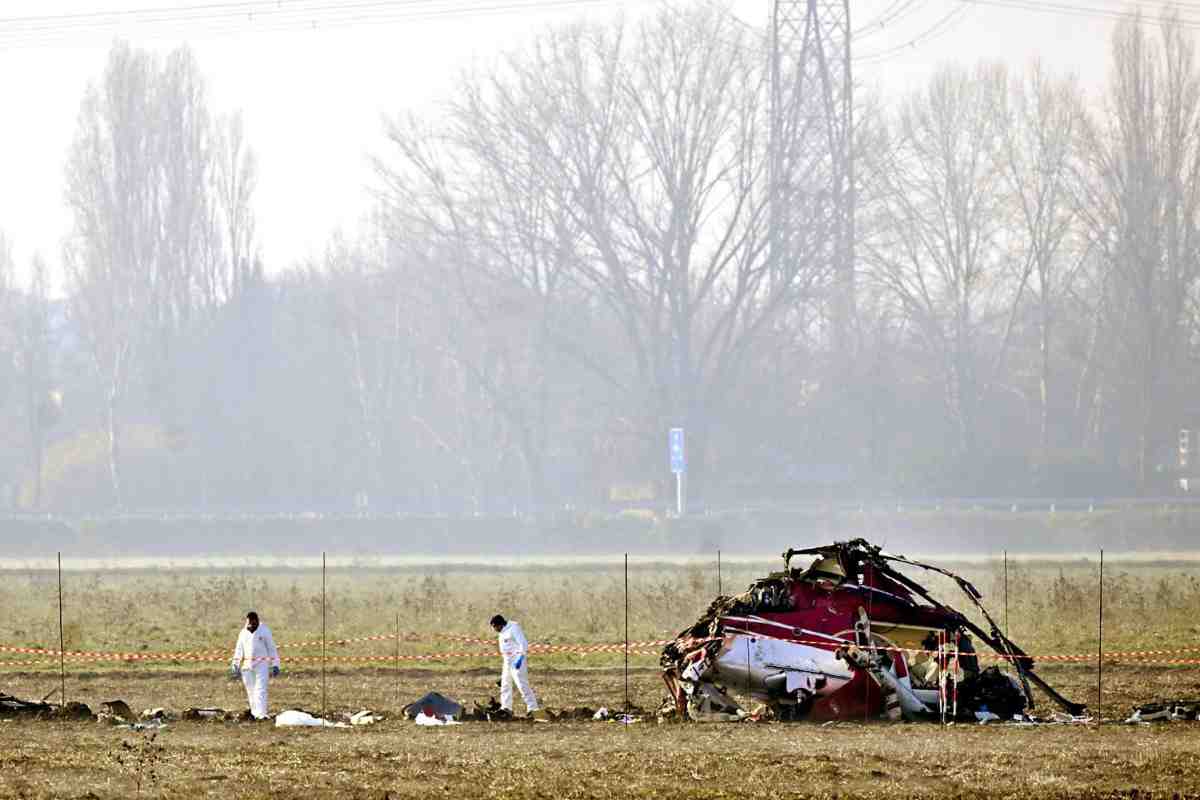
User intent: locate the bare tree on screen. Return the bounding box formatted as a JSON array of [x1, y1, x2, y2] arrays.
[[17, 255, 54, 509], [150, 46, 223, 456], [65, 42, 250, 505], [381, 35, 600, 507], [1076, 11, 1200, 489], [213, 110, 258, 304], [65, 43, 160, 506], [864, 63, 1026, 470], [998, 62, 1089, 458], [383, 4, 832, 500], [324, 226, 405, 508]]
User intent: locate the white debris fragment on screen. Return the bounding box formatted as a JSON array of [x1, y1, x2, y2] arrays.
[[415, 712, 460, 726]]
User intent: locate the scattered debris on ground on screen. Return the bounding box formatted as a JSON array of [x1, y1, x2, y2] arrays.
[[96, 700, 139, 725], [1125, 700, 1200, 723], [347, 710, 382, 726], [402, 691, 462, 721], [464, 698, 511, 722], [0, 693, 93, 720], [140, 707, 173, 722]]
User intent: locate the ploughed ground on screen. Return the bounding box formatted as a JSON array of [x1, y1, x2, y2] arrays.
[[2, 662, 1199, 799]]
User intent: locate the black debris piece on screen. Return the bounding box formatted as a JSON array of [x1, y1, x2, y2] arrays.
[[0, 694, 93, 720], [100, 700, 135, 721], [465, 697, 513, 722], [957, 666, 1028, 720]]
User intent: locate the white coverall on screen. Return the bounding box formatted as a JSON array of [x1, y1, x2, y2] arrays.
[[231, 624, 280, 719], [497, 621, 539, 712]]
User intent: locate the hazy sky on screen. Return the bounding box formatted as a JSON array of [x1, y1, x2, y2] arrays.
[[0, 0, 1134, 291]]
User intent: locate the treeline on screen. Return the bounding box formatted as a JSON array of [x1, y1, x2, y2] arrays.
[[1, 5, 1199, 512]]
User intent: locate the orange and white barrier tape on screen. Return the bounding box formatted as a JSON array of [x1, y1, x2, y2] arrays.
[[0, 647, 664, 667], [3, 632, 1200, 668]]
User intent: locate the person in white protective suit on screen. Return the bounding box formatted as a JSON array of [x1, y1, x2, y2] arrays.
[[490, 614, 544, 719], [230, 611, 280, 719]]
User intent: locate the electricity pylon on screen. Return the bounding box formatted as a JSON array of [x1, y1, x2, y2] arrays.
[[769, 0, 855, 350]]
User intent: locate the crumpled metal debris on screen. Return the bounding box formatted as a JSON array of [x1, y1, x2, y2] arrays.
[[348, 710, 382, 726], [402, 691, 462, 721], [101, 700, 135, 722], [464, 698, 512, 722], [140, 707, 174, 722], [1125, 700, 1200, 724], [660, 539, 1084, 724], [0, 693, 93, 721]]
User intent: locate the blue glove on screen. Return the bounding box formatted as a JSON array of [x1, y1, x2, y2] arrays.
[[271, 665, 280, 678], [513, 655, 524, 670]]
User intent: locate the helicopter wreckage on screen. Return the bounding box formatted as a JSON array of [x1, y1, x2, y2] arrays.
[[661, 539, 1086, 723]]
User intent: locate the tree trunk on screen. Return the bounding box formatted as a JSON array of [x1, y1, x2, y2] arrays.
[[107, 374, 123, 509]]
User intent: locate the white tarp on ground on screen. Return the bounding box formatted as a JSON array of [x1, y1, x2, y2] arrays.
[[274, 710, 348, 728]]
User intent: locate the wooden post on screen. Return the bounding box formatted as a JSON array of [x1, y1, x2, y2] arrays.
[[1003, 549, 1009, 636], [1097, 549, 1104, 721], [624, 553, 629, 713], [322, 552, 327, 723], [57, 552, 66, 708]]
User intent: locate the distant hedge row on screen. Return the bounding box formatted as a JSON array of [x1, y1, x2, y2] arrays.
[[2, 508, 1198, 560]]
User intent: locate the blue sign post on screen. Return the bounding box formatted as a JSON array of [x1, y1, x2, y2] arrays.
[[669, 427, 686, 516]]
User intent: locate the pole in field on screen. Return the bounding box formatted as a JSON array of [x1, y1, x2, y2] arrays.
[[1097, 548, 1104, 722], [717, 549, 722, 597], [395, 612, 401, 709], [1003, 550, 1009, 636], [744, 635, 751, 712], [57, 552, 66, 708], [624, 553, 629, 714], [322, 551, 327, 724]]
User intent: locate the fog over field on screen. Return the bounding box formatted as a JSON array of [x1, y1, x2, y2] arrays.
[[3, 1, 1200, 528]]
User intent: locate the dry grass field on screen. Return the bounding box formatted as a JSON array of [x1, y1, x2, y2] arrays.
[[2, 555, 1200, 798]]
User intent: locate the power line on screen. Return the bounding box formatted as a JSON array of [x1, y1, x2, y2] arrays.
[[961, 0, 1200, 29], [852, 0, 926, 38], [853, 0, 1200, 66], [0, 0, 456, 27], [0, 0, 638, 47], [853, 1, 973, 63], [0, 1, 300, 26], [1069, 0, 1200, 13]]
